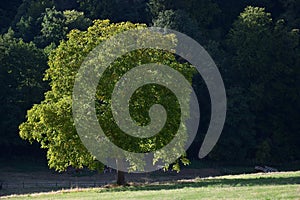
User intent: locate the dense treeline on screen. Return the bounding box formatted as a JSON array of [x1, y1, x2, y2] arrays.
[[0, 0, 299, 165]]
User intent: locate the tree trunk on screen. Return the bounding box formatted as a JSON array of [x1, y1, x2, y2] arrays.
[[116, 170, 126, 186], [116, 158, 126, 185]]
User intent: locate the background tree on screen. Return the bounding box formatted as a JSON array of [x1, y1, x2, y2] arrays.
[[77, 0, 149, 23], [34, 7, 93, 48], [153, 9, 201, 41], [210, 6, 300, 163], [0, 29, 48, 156], [148, 0, 220, 42], [13, 0, 54, 42], [0, 0, 22, 33], [279, 0, 300, 28], [34, 7, 67, 47]]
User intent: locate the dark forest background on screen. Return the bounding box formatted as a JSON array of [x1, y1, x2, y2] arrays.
[[0, 0, 299, 167]]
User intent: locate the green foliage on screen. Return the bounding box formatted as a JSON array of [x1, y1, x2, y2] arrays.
[[34, 7, 92, 48], [153, 9, 201, 41], [0, 29, 48, 147], [211, 6, 300, 162], [19, 20, 195, 172], [77, 0, 149, 23], [228, 7, 273, 83], [37, 7, 67, 47], [14, 0, 54, 42], [148, 0, 221, 45], [63, 10, 92, 31], [13, 1, 91, 48]]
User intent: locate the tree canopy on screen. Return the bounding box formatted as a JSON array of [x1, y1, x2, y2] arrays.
[[19, 20, 195, 177]]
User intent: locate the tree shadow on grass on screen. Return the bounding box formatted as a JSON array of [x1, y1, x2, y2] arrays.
[[98, 175, 300, 193]]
